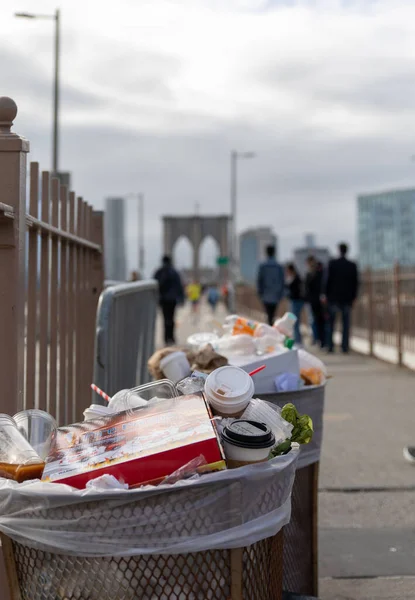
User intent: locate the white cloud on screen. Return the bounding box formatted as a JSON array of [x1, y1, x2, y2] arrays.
[[1, 0, 415, 275]]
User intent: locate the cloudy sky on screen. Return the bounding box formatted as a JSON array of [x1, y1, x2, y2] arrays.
[[2, 0, 415, 276]]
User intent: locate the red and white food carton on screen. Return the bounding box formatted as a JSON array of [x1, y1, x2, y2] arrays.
[[42, 393, 226, 489]]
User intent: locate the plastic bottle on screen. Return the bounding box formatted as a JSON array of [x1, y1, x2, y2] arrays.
[[274, 312, 297, 338], [223, 315, 258, 336]]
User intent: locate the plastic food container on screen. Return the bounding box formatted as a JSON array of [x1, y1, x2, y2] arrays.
[[13, 409, 57, 460], [204, 366, 254, 417], [83, 404, 114, 421], [0, 414, 45, 482], [159, 351, 191, 383], [221, 420, 276, 468], [187, 332, 219, 351], [116, 380, 178, 414], [108, 390, 148, 414]]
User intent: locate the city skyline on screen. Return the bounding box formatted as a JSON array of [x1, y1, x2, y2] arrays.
[[2, 0, 415, 276]]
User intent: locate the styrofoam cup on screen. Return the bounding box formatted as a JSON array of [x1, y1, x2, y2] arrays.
[[221, 420, 276, 468], [204, 366, 254, 417], [159, 351, 191, 383]]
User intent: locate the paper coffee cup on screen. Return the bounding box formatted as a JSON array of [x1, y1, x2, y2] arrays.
[[221, 420, 276, 468], [204, 366, 254, 417], [159, 351, 191, 383]]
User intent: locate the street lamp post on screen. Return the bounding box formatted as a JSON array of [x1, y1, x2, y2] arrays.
[[15, 9, 60, 175], [230, 150, 255, 279]]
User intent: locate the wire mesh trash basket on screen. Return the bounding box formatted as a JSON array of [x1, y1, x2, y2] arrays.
[[256, 385, 325, 597], [2, 532, 283, 600], [0, 449, 299, 600]]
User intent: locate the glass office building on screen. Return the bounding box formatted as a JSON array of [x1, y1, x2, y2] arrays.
[[358, 189, 415, 270]]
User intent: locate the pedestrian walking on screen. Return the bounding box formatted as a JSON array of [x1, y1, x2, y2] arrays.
[[186, 280, 202, 321], [285, 263, 305, 345], [257, 245, 285, 326], [207, 284, 220, 313], [324, 242, 359, 354], [154, 255, 184, 345], [305, 256, 326, 348]]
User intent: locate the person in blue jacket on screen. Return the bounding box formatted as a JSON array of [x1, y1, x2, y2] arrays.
[[257, 245, 285, 326]]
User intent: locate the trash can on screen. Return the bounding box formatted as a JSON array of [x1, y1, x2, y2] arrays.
[[0, 447, 299, 600], [257, 385, 325, 597]]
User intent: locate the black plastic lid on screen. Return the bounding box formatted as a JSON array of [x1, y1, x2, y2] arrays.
[[222, 420, 275, 449]]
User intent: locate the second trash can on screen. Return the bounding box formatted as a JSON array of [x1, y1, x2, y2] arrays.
[[257, 384, 325, 597]]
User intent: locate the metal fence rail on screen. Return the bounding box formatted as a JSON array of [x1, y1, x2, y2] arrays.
[[0, 97, 104, 423], [93, 280, 158, 400], [0, 96, 105, 600], [237, 265, 415, 366]]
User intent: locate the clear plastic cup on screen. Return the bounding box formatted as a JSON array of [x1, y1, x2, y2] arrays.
[[0, 414, 45, 481], [13, 409, 57, 461]]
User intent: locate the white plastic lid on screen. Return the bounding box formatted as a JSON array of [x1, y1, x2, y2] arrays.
[[205, 366, 254, 403]]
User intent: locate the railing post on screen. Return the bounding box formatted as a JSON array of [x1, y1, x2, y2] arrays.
[[0, 97, 29, 415], [91, 211, 104, 298], [394, 263, 402, 366], [367, 268, 374, 356]]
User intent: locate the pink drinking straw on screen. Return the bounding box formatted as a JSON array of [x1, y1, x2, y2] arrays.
[[248, 365, 266, 377], [90, 383, 111, 403]]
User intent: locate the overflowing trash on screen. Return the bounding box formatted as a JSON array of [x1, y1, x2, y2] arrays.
[[0, 311, 330, 600], [0, 310, 326, 491]]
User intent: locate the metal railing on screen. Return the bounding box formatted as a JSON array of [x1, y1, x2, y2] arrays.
[[353, 265, 415, 365], [236, 266, 415, 366], [0, 96, 104, 424]]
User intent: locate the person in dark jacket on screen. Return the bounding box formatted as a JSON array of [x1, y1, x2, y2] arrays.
[[324, 243, 359, 354], [285, 263, 304, 345], [257, 245, 285, 326], [154, 255, 184, 345], [305, 256, 326, 348]]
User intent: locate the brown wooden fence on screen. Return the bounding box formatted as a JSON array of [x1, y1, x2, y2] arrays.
[[0, 96, 104, 424], [236, 266, 415, 366]]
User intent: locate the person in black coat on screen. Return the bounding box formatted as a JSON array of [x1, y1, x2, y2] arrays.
[[154, 255, 184, 345], [305, 256, 326, 348], [285, 263, 305, 345], [324, 243, 359, 354]]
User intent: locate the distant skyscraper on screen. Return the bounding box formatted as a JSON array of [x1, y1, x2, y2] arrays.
[[358, 188, 415, 270], [293, 235, 330, 278], [305, 233, 316, 249], [239, 227, 277, 285], [105, 197, 127, 281]]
